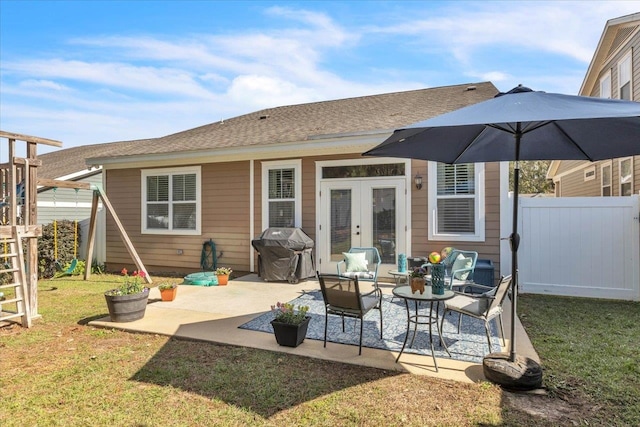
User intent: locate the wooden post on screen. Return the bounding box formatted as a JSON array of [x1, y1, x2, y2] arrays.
[[84, 190, 100, 281], [92, 185, 152, 284], [26, 142, 39, 317]]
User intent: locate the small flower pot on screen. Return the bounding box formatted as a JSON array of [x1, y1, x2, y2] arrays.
[[411, 277, 425, 294], [270, 316, 311, 347], [160, 286, 177, 302], [216, 274, 229, 286]]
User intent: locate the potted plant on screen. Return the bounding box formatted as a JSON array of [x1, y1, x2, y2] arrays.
[[410, 266, 427, 295], [215, 267, 232, 285], [158, 282, 178, 301], [270, 302, 310, 347], [104, 269, 149, 322]]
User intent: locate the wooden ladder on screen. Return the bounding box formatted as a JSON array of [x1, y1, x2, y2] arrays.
[[0, 227, 31, 327]]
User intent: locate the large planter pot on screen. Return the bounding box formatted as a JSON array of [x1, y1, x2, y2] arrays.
[[270, 316, 311, 347], [216, 274, 229, 286], [104, 289, 149, 322], [160, 287, 177, 302]]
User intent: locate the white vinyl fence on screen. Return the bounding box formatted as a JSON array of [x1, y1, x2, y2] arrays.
[[515, 195, 639, 301]]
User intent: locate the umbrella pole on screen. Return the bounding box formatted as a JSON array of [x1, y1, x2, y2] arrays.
[[509, 125, 523, 363], [510, 155, 520, 363]]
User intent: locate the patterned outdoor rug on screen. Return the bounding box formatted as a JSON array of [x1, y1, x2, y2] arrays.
[[239, 290, 502, 363]]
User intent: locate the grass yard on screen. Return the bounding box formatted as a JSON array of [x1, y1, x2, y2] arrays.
[[1, 275, 638, 426]]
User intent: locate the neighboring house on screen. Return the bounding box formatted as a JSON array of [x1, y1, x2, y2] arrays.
[[548, 12, 640, 196], [85, 82, 509, 278], [37, 139, 153, 263]]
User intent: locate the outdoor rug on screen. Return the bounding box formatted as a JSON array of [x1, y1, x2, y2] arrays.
[[239, 290, 502, 363]]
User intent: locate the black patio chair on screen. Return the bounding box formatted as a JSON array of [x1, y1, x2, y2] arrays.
[[441, 275, 512, 353], [317, 272, 383, 355]]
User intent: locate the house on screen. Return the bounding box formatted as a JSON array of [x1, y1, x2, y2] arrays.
[[85, 82, 508, 279], [548, 12, 640, 196]]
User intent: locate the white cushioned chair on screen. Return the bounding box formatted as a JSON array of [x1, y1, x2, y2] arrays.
[[336, 247, 381, 289]]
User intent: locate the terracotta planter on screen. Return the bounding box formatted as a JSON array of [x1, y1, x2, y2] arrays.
[[270, 316, 311, 347], [411, 277, 425, 294], [104, 289, 149, 322], [216, 274, 229, 285], [160, 286, 177, 301]]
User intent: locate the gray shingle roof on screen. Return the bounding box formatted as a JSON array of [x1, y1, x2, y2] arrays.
[[38, 139, 154, 179], [93, 82, 498, 160], [41, 82, 498, 175]]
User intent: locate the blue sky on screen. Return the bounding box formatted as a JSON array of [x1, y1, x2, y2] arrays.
[[1, 1, 639, 154]]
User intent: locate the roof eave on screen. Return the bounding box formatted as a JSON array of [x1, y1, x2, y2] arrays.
[[87, 130, 395, 169]]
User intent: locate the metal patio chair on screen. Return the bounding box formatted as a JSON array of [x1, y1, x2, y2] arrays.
[[317, 273, 383, 355], [441, 275, 512, 353]]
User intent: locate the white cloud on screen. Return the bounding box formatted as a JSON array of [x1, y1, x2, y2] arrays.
[[19, 79, 70, 91], [226, 74, 321, 110]]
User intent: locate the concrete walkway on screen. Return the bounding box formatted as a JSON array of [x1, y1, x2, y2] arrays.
[[89, 274, 539, 384]]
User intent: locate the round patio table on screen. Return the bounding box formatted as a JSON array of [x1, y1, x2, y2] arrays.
[[392, 286, 455, 372]]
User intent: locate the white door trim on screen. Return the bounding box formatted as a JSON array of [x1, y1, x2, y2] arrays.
[[315, 158, 411, 274]]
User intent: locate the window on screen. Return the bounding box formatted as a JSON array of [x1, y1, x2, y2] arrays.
[[601, 162, 612, 196], [618, 52, 632, 100], [262, 160, 301, 228], [619, 157, 633, 196], [141, 166, 201, 234], [600, 71, 611, 99], [428, 162, 485, 242]]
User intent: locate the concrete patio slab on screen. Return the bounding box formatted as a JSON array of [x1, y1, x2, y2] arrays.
[[89, 274, 539, 384]]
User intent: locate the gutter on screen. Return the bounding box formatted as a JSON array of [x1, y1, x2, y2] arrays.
[[86, 129, 395, 169]]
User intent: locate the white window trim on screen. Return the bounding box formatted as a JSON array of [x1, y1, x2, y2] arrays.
[[261, 159, 302, 229], [601, 161, 612, 197], [619, 157, 633, 196], [584, 166, 596, 181], [617, 50, 632, 100], [141, 166, 202, 235], [599, 70, 612, 99], [428, 161, 485, 242]]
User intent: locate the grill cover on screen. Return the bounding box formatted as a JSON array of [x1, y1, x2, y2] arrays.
[[251, 228, 315, 283]]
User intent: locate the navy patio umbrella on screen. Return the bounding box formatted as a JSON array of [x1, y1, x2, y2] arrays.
[[364, 85, 640, 380]]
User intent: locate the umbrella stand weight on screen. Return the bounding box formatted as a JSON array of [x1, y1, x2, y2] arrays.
[[483, 352, 543, 391]]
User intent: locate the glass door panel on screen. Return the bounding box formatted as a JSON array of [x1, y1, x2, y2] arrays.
[[329, 188, 353, 262], [372, 187, 396, 264]]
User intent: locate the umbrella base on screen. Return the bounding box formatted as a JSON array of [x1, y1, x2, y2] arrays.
[[482, 352, 543, 391]]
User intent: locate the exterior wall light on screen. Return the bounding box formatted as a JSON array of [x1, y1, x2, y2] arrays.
[[414, 173, 423, 190]]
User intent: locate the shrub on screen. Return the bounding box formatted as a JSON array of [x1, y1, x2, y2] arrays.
[[38, 220, 81, 279]]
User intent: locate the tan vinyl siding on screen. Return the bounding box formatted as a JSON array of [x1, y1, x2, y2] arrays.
[[105, 162, 251, 275], [411, 161, 502, 284], [557, 166, 602, 196], [107, 154, 502, 283], [555, 160, 591, 175]]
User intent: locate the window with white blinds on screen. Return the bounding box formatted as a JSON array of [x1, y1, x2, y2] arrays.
[[428, 162, 485, 241], [262, 160, 301, 228], [142, 166, 201, 234]]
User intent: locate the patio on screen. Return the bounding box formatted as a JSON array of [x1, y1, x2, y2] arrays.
[[88, 274, 539, 384]]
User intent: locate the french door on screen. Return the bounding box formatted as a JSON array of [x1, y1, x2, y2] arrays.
[[318, 178, 406, 274]]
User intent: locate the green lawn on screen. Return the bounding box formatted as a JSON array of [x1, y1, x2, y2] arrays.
[[1, 275, 638, 426]]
